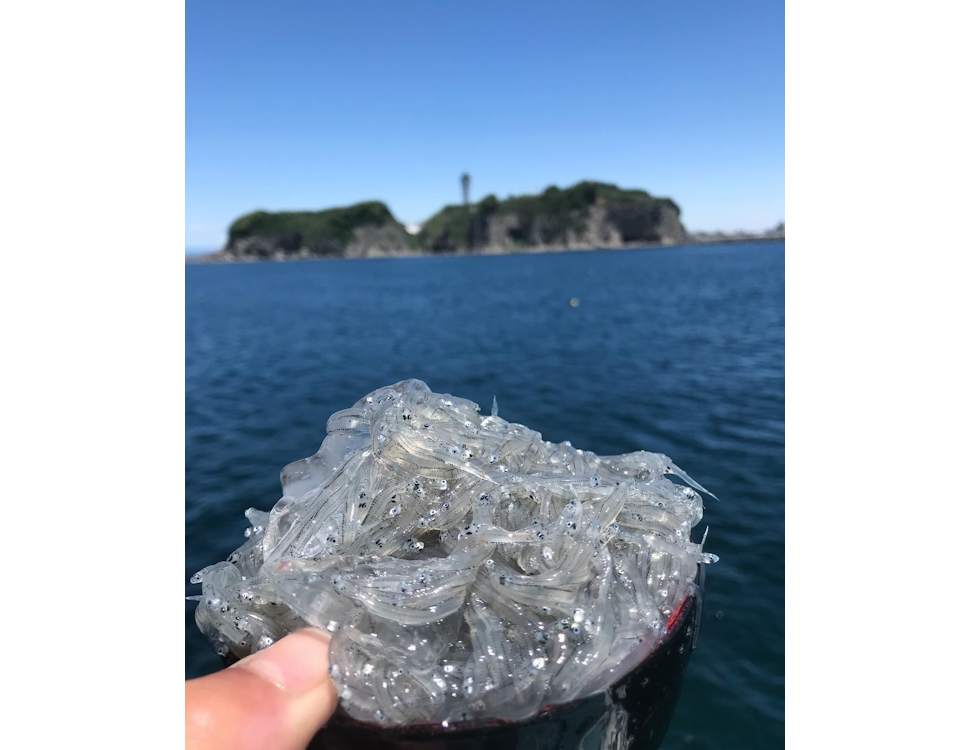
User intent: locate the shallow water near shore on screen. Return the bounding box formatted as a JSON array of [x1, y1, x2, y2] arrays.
[[185, 241, 784, 749]]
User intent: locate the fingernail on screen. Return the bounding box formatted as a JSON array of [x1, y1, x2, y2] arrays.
[[232, 629, 332, 694]]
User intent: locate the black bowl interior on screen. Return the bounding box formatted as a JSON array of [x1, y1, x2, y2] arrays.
[[309, 565, 704, 750]]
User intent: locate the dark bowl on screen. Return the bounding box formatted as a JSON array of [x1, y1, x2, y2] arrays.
[[306, 565, 704, 750]]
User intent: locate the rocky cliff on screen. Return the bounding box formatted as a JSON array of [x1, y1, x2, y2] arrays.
[[223, 201, 420, 260], [216, 182, 687, 261], [419, 181, 686, 252]]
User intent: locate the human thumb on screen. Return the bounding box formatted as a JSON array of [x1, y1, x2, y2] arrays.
[[186, 628, 338, 750]]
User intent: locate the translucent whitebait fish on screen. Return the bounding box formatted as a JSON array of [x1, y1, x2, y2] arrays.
[[190, 380, 717, 725]]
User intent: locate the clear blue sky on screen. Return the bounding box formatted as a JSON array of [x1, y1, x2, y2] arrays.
[[186, 1, 784, 250]]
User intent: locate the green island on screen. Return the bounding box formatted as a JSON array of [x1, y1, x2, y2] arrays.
[[200, 181, 782, 262]]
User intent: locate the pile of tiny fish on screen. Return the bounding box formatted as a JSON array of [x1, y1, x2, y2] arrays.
[[190, 380, 717, 725]]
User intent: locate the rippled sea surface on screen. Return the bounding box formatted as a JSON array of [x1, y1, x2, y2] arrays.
[[185, 241, 784, 749]]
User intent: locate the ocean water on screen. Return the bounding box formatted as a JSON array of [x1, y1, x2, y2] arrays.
[[185, 242, 784, 749]]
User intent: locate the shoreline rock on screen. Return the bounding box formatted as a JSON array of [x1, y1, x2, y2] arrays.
[[186, 232, 784, 264]]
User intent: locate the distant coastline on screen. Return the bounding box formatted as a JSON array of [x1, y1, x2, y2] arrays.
[[187, 231, 784, 264], [187, 180, 783, 264]]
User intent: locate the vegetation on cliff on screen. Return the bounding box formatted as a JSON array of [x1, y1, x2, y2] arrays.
[[418, 181, 683, 252], [227, 201, 417, 257], [221, 181, 685, 259]]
